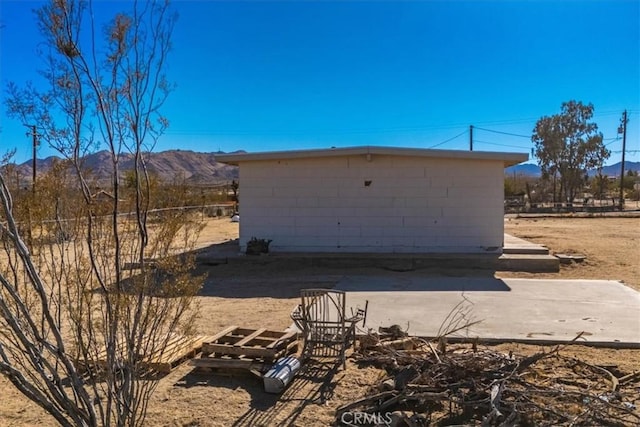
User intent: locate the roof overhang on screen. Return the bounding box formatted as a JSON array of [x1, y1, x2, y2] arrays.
[[216, 146, 528, 168]]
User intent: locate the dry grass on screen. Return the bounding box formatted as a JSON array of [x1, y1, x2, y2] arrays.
[[1, 216, 639, 426], [501, 216, 639, 291]]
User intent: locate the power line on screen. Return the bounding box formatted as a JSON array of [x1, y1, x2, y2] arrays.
[[163, 109, 638, 138], [462, 116, 541, 126], [604, 137, 620, 146], [163, 109, 636, 146], [161, 116, 548, 137], [164, 117, 544, 137], [473, 127, 531, 139], [593, 111, 632, 118], [474, 139, 532, 149], [165, 123, 476, 137], [427, 130, 467, 149]]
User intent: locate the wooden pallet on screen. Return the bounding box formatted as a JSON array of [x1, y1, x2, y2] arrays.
[[192, 326, 298, 372], [146, 334, 213, 373], [81, 334, 213, 374]]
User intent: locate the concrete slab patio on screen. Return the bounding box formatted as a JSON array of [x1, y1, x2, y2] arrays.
[[197, 234, 560, 272], [338, 277, 640, 347], [503, 234, 549, 255]]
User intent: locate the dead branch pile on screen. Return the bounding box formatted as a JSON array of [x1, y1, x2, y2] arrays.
[[336, 332, 640, 426]]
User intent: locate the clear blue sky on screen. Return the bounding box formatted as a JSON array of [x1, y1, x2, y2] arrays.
[[1, 0, 639, 165]]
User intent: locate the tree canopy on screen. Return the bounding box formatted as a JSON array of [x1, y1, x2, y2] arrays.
[[532, 101, 609, 204]]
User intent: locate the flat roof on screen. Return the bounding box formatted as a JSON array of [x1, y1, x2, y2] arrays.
[[216, 146, 528, 167]]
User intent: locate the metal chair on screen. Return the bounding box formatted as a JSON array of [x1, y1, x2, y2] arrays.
[[291, 289, 367, 369]]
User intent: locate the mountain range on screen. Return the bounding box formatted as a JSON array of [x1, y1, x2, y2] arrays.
[[10, 149, 240, 186], [7, 149, 639, 185], [506, 161, 640, 177]]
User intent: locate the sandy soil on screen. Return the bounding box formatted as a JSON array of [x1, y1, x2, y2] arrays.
[[1, 216, 638, 426], [501, 216, 640, 291]]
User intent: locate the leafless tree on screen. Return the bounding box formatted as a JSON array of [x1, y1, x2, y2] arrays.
[[1, 1, 204, 426]]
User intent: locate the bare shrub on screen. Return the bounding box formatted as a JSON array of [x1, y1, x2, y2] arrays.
[[1, 1, 204, 426]]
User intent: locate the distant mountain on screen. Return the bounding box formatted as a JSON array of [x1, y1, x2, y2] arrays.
[[506, 161, 640, 177], [10, 150, 637, 184], [597, 161, 640, 177], [505, 163, 541, 176], [12, 149, 239, 186]]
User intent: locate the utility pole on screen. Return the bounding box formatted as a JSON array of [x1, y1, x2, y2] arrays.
[[25, 124, 40, 194], [24, 124, 39, 248], [618, 110, 628, 210], [469, 125, 473, 151]]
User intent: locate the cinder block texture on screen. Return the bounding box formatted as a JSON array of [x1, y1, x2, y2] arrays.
[[238, 155, 505, 253]]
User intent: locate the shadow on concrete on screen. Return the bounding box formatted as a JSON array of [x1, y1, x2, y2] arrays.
[[197, 277, 339, 299], [194, 274, 509, 300], [336, 277, 512, 292], [191, 240, 512, 298]]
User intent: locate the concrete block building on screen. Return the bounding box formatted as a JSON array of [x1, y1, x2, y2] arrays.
[[216, 146, 527, 254]]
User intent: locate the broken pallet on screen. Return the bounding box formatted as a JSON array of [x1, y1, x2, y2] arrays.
[[192, 326, 298, 372], [80, 334, 213, 374]]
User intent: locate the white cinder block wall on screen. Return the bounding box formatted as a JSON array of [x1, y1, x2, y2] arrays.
[[238, 154, 505, 253]]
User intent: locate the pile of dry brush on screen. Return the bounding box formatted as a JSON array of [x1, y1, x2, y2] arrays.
[[336, 329, 640, 426]]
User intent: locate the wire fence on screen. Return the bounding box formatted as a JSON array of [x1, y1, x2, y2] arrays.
[[1, 203, 237, 229], [504, 198, 640, 214]]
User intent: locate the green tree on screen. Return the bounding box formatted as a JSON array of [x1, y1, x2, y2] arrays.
[[532, 101, 609, 205]]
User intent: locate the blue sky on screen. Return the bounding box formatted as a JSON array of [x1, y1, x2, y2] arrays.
[[1, 0, 639, 165]]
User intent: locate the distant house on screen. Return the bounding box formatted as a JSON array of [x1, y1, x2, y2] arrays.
[[216, 146, 527, 254]]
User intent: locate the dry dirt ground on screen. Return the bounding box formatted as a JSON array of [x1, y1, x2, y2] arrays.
[[1, 216, 639, 426], [502, 215, 640, 291]]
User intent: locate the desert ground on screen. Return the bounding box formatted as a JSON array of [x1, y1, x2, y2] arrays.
[[1, 215, 638, 426]]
